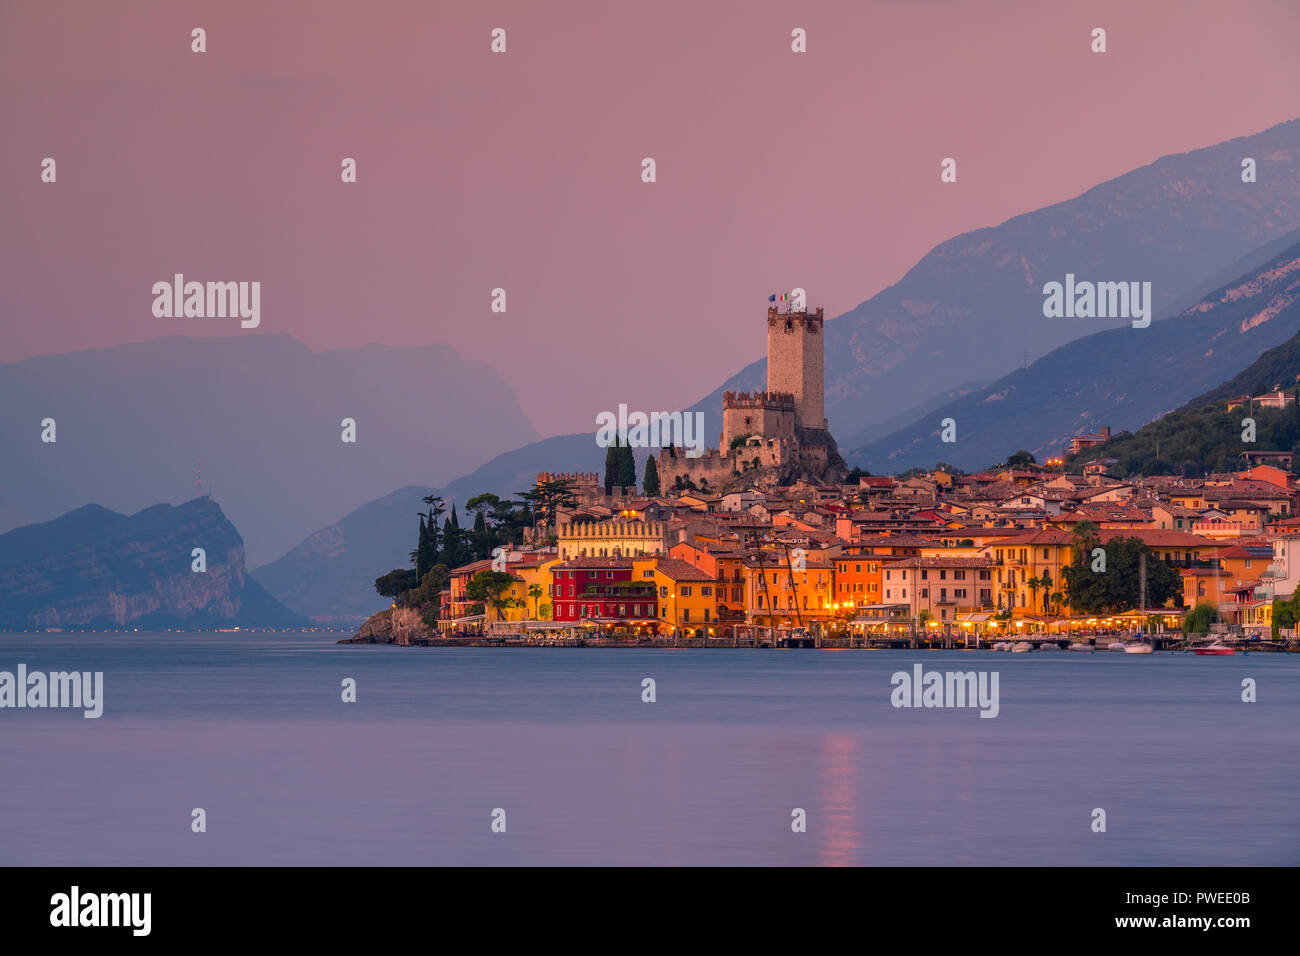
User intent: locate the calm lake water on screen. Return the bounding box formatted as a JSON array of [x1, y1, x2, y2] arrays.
[[1, 632, 1296, 866]]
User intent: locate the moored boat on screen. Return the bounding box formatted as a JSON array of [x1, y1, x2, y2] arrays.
[[1038, 641, 1061, 651], [1011, 641, 1033, 653], [992, 641, 1012, 651], [1124, 642, 1154, 654], [1193, 643, 1236, 655], [1067, 642, 1092, 652], [1108, 641, 1128, 651]]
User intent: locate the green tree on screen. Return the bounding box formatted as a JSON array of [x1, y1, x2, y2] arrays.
[[1063, 536, 1179, 614], [420, 495, 446, 568], [1184, 601, 1217, 635], [441, 505, 469, 568], [1271, 590, 1300, 638], [617, 442, 636, 491], [517, 476, 578, 536], [406, 564, 450, 610], [413, 514, 429, 580], [527, 583, 544, 619], [465, 569, 519, 620], [1006, 449, 1036, 468], [1049, 590, 1064, 617], [643, 455, 660, 496], [604, 436, 621, 495], [374, 568, 418, 602]]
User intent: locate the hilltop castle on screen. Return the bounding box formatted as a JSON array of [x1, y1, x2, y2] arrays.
[[658, 305, 847, 492]]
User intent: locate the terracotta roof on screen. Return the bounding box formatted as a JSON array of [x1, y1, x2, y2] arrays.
[[893, 556, 998, 569], [1098, 530, 1214, 547], [651, 558, 716, 582]]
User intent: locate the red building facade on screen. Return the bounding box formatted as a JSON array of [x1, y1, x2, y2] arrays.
[[551, 557, 658, 627]]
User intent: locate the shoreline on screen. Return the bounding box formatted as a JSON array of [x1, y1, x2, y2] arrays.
[[338, 633, 1295, 652]]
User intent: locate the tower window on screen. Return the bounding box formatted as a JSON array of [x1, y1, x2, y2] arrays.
[[785, 320, 793, 331]]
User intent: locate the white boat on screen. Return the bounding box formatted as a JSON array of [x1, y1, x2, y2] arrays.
[[1125, 643, 1154, 654], [1108, 641, 1128, 651], [992, 641, 1012, 651], [1011, 641, 1033, 653], [1067, 642, 1092, 651], [1038, 641, 1061, 651]]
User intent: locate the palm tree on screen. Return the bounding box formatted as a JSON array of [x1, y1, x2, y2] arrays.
[[1027, 576, 1042, 620], [527, 584, 543, 619]]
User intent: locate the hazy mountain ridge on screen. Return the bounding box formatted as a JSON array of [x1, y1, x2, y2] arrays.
[[251, 433, 612, 623], [852, 237, 1300, 471], [687, 118, 1300, 448], [1078, 326, 1300, 476], [0, 333, 538, 564], [0, 497, 306, 629]]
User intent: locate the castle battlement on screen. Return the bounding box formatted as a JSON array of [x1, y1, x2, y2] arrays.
[[558, 520, 666, 538], [722, 390, 795, 409], [766, 306, 824, 326], [537, 471, 598, 486]]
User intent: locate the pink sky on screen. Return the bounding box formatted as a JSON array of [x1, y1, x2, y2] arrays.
[[3, 0, 1299, 434]]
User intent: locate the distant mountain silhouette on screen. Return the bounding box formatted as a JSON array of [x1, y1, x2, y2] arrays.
[[0, 334, 537, 565], [0, 498, 305, 629], [853, 236, 1300, 471], [252, 432, 609, 622], [687, 118, 1300, 449]]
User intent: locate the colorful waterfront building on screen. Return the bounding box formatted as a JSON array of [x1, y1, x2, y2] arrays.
[[635, 556, 715, 637], [551, 557, 658, 630], [742, 553, 836, 628]]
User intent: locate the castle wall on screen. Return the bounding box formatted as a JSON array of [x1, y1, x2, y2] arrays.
[[658, 435, 807, 492], [721, 391, 796, 448]]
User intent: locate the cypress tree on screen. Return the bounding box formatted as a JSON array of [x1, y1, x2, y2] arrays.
[[416, 514, 428, 580], [604, 440, 618, 495], [446, 505, 464, 567], [431, 512, 447, 572], [473, 509, 489, 560], [618, 443, 636, 491], [643, 455, 660, 496]]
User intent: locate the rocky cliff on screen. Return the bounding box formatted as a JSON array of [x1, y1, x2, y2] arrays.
[[0, 497, 307, 629]]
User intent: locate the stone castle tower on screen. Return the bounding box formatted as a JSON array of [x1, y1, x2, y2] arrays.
[[660, 299, 846, 493], [766, 306, 826, 431]]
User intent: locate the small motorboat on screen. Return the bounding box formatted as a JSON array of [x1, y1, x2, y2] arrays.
[[992, 641, 1012, 651], [1194, 643, 1236, 656], [1067, 642, 1092, 652], [1125, 643, 1154, 654], [1038, 641, 1061, 651], [1011, 641, 1033, 653], [1108, 641, 1128, 651]]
